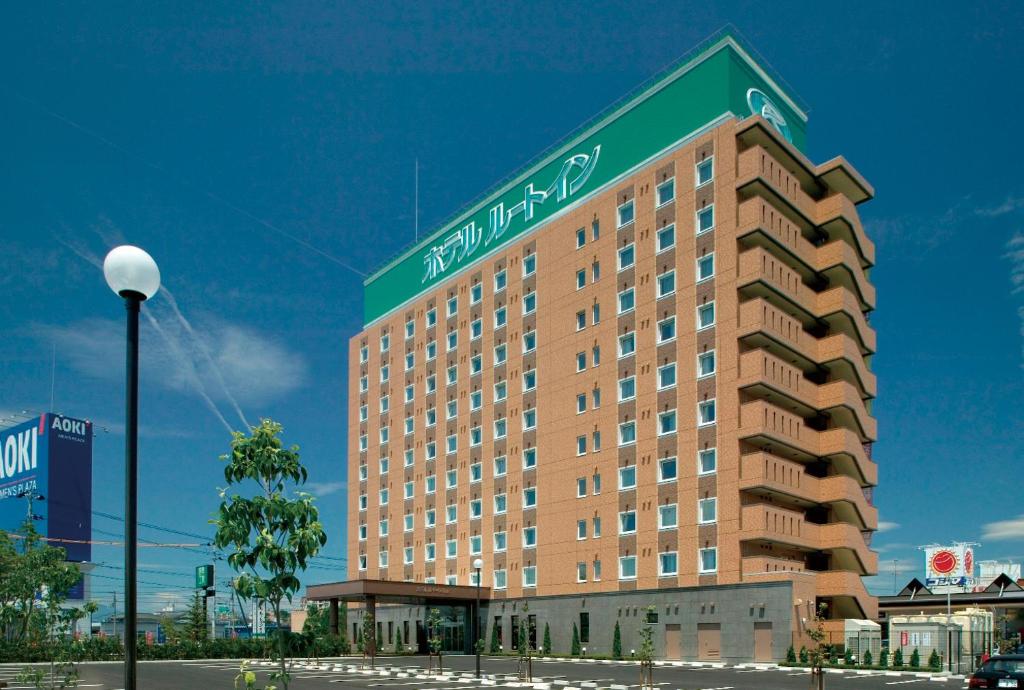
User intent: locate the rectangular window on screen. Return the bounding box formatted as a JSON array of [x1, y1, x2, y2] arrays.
[[470, 283, 482, 305], [494, 455, 507, 476], [593, 516, 602, 537], [407, 448, 417, 465], [446, 469, 457, 489], [494, 493, 507, 515], [359, 345, 368, 363], [357, 554, 367, 571], [617, 287, 635, 314], [617, 243, 635, 271], [446, 331, 457, 351], [577, 562, 587, 582], [446, 504, 457, 523], [425, 475, 436, 494], [379, 457, 389, 474], [659, 503, 678, 529], [422, 507, 434, 528], [656, 177, 675, 207], [358, 523, 367, 540], [576, 227, 586, 249], [522, 565, 537, 587], [617, 199, 634, 227], [696, 157, 714, 187], [446, 365, 457, 386], [494, 531, 507, 552], [494, 343, 507, 364], [576, 352, 586, 372], [358, 494, 367, 510], [446, 434, 457, 454], [618, 465, 637, 490], [659, 551, 679, 576], [446, 540, 457, 559], [425, 374, 437, 394], [447, 296, 457, 317], [403, 547, 413, 565], [592, 388, 601, 409], [657, 316, 676, 343], [494, 380, 507, 402], [577, 519, 587, 540], [379, 427, 390, 444], [658, 362, 677, 390], [470, 462, 483, 483], [494, 269, 507, 292], [523, 254, 537, 276], [471, 318, 482, 340], [593, 560, 602, 581], [619, 510, 637, 534], [592, 303, 600, 324], [493, 569, 507, 590], [426, 340, 437, 360], [523, 486, 537, 508], [618, 420, 636, 445], [593, 473, 602, 494], [447, 399, 457, 419], [618, 332, 635, 358], [697, 205, 715, 234], [380, 334, 390, 352], [381, 396, 391, 413], [494, 417, 507, 439], [523, 369, 537, 391], [523, 408, 537, 430], [523, 447, 537, 469], [576, 269, 586, 290], [699, 547, 718, 573], [494, 306, 507, 329], [592, 219, 600, 240], [618, 376, 636, 401], [656, 223, 675, 252], [523, 291, 536, 314], [658, 456, 677, 482], [656, 270, 676, 298], [403, 513, 412, 531], [591, 261, 601, 282], [699, 497, 718, 524], [658, 410, 677, 436], [576, 477, 587, 497], [698, 350, 716, 378], [379, 519, 388, 536], [698, 399, 717, 426], [697, 302, 715, 330], [470, 535, 482, 554], [592, 430, 602, 451], [405, 352, 414, 371], [697, 252, 715, 282], [522, 329, 538, 352], [592, 345, 600, 367], [576, 310, 586, 331], [403, 481, 414, 500], [619, 555, 637, 580], [359, 376, 368, 393], [699, 447, 717, 475], [577, 393, 587, 414], [380, 365, 389, 383], [523, 527, 537, 548], [425, 543, 436, 562], [470, 390, 482, 410], [470, 354, 483, 375], [470, 500, 482, 519], [359, 404, 367, 422], [426, 308, 437, 328]]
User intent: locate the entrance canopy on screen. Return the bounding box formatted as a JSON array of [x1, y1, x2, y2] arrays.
[[307, 578, 491, 605]]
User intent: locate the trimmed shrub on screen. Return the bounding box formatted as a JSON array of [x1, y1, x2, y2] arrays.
[[542, 623, 552, 655], [910, 648, 920, 668], [863, 650, 873, 666], [571, 623, 581, 656], [786, 645, 796, 663], [928, 649, 941, 671], [893, 648, 904, 667], [612, 621, 622, 660], [799, 645, 808, 664]]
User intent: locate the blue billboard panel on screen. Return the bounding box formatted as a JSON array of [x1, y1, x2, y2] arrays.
[[0, 413, 93, 566]]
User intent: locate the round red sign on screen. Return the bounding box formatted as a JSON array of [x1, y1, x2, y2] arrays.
[[931, 549, 958, 575]]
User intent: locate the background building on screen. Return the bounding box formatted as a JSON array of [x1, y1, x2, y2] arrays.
[[345, 31, 877, 662]]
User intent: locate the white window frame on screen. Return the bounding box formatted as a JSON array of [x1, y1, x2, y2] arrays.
[[618, 420, 636, 446], [618, 465, 637, 491], [659, 551, 679, 577], [618, 376, 636, 402], [618, 555, 637, 580], [698, 350, 716, 378], [697, 301, 715, 330], [618, 510, 637, 535], [698, 497, 718, 525], [697, 204, 715, 234], [698, 399, 717, 427], [656, 269, 676, 298], [617, 287, 635, 315], [617, 199, 635, 228], [658, 409, 677, 436], [617, 243, 635, 271], [657, 315, 676, 343], [699, 447, 718, 475], [696, 156, 714, 188], [656, 223, 676, 253], [699, 547, 718, 573], [658, 503, 678, 530], [697, 252, 715, 282], [656, 176, 675, 207]]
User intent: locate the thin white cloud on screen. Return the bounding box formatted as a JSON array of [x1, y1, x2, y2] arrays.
[[1006, 232, 1024, 295], [982, 515, 1024, 541], [877, 521, 900, 533], [305, 481, 346, 497], [977, 195, 1024, 218]]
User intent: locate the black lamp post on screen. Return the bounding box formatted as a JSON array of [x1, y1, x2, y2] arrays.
[[473, 557, 483, 678], [103, 245, 160, 690]]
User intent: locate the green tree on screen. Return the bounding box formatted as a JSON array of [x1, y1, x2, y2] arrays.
[[183, 592, 209, 643], [394, 626, 403, 654], [212, 419, 328, 690], [612, 621, 623, 660], [786, 645, 796, 663], [805, 603, 829, 690], [799, 645, 809, 664], [542, 622, 551, 655], [879, 648, 888, 667], [427, 608, 444, 672], [637, 606, 656, 690], [928, 649, 941, 671], [159, 613, 181, 645], [893, 647, 904, 667], [489, 618, 501, 654], [304, 603, 329, 637], [863, 649, 873, 666], [843, 646, 853, 665], [361, 611, 376, 666], [570, 623, 581, 656], [909, 648, 920, 668]]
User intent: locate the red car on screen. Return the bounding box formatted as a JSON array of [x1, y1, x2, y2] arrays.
[[969, 655, 1024, 688]]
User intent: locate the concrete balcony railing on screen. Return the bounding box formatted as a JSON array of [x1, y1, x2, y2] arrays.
[[741, 555, 808, 576], [737, 198, 876, 311], [739, 452, 878, 529], [816, 570, 879, 619], [737, 350, 877, 441], [740, 504, 877, 575], [814, 193, 876, 268], [738, 299, 877, 399], [738, 247, 876, 354], [739, 562, 877, 619]]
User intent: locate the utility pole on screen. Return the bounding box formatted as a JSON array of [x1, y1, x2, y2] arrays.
[[113, 592, 118, 641], [892, 559, 899, 594]]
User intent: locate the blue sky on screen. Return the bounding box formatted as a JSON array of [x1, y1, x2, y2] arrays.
[[1, 2, 1023, 610]]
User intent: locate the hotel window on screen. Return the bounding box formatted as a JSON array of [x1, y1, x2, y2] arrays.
[[593, 516, 602, 537], [446, 399, 457, 419], [697, 205, 714, 234], [577, 519, 587, 540], [446, 296, 458, 317], [494, 417, 507, 439], [523, 408, 537, 430], [379, 457, 389, 474], [471, 318, 482, 340], [618, 332, 636, 358], [592, 345, 601, 366], [659, 503, 678, 530], [523, 330, 537, 352], [359, 345, 368, 363], [656, 270, 676, 298], [494, 306, 507, 329], [379, 519, 388, 536], [617, 287, 635, 314], [618, 421, 636, 445], [425, 475, 436, 495], [592, 303, 600, 324], [358, 554, 367, 571], [618, 465, 637, 491], [470, 283, 482, 305], [523, 447, 537, 469], [697, 302, 715, 330], [494, 455, 507, 477], [425, 543, 436, 562], [659, 551, 679, 577], [446, 434, 457, 454], [379, 427, 389, 444], [592, 388, 601, 409], [402, 385, 413, 404], [426, 340, 437, 360], [592, 430, 602, 451], [523, 254, 537, 276], [403, 513, 412, 531], [494, 343, 507, 363], [698, 350, 716, 378], [494, 493, 507, 515], [404, 416, 413, 435], [592, 261, 601, 282], [446, 540, 457, 559], [697, 253, 715, 282], [493, 569, 508, 590], [659, 456, 677, 482], [657, 316, 676, 343], [470, 354, 482, 375], [358, 464, 368, 481], [576, 269, 586, 290], [445, 575, 457, 585], [403, 547, 414, 565], [358, 493, 367, 510], [446, 469, 457, 489], [425, 375, 436, 394], [523, 291, 537, 314], [381, 395, 390, 413], [576, 477, 587, 497], [699, 547, 718, 573], [380, 365, 389, 383], [405, 320, 415, 339], [656, 176, 675, 207], [470, 500, 483, 519], [523, 565, 537, 587], [403, 481, 414, 500], [619, 555, 637, 580], [358, 523, 367, 540], [696, 157, 714, 187], [470, 426, 482, 447], [405, 352, 414, 371], [577, 562, 587, 582], [426, 308, 437, 328], [576, 310, 586, 331], [523, 526, 537, 548], [656, 223, 675, 252], [593, 473, 602, 494], [617, 243, 635, 271], [576, 227, 586, 248], [699, 448, 717, 475], [359, 376, 368, 393], [523, 369, 537, 390], [359, 434, 367, 452], [618, 376, 636, 402], [592, 219, 600, 240], [407, 448, 417, 465], [576, 394, 586, 414], [446, 331, 457, 351], [523, 486, 537, 508], [698, 399, 717, 426], [593, 559, 602, 581], [658, 409, 677, 436], [424, 442, 435, 461], [359, 405, 367, 422], [494, 269, 507, 292], [470, 390, 482, 411], [470, 462, 483, 483], [576, 352, 586, 372], [617, 199, 634, 227], [494, 531, 507, 552], [576, 435, 587, 456], [446, 504, 457, 523], [699, 497, 717, 524], [658, 362, 677, 390], [380, 334, 390, 352]]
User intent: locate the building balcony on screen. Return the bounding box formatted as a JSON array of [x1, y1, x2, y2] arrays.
[[738, 452, 878, 530], [738, 247, 876, 355], [739, 559, 876, 620], [814, 193, 876, 270], [738, 298, 876, 400], [737, 350, 876, 442]]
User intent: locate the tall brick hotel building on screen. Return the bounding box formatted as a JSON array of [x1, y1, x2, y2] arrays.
[[341, 31, 877, 662]]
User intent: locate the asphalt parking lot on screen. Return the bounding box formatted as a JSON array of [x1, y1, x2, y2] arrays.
[[0, 655, 969, 690]]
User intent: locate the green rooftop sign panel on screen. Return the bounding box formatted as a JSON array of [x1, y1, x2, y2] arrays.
[[363, 35, 806, 325]]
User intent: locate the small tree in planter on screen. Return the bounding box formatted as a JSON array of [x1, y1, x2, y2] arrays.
[[637, 606, 657, 690], [893, 648, 904, 668], [786, 645, 797, 663], [360, 611, 375, 668], [516, 602, 534, 681], [928, 649, 941, 671], [843, 646, 854, 666], [863, 650, 873, 667], [805, 602, 829, 690], [879, 648, 888, 668], [426, 608, 444, 674], [394, 626, 403, 654], [612, 621, 623, 660], [910, 648, 920, 669], [799, 645, 809, 664], [542, 623, 552, 655], [489, 618, 501, 654], [571, 623, 581, 656]]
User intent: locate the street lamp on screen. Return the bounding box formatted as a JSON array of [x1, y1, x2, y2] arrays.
[[103, 245, 160, 690], [473, 557, 484, 678]]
